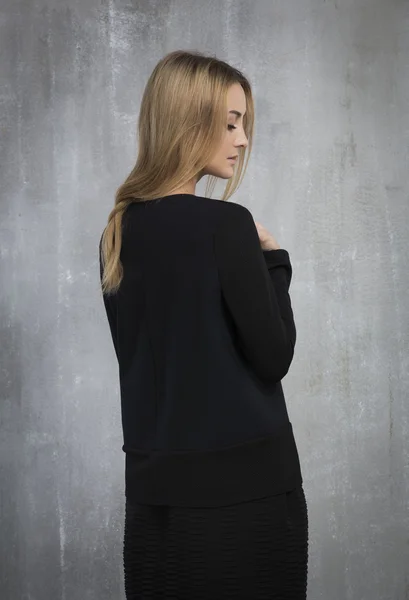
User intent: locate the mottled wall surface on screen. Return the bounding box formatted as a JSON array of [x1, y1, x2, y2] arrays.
[[1, 0, 408, 598]]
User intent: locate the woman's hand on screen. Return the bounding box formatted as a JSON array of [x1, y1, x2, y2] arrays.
[[254, 221, 281, 251]]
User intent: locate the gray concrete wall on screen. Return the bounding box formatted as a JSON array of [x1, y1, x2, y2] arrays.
[[1, 0, 408, 598]]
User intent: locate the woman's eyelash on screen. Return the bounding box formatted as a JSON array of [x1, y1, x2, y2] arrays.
[[228, 125, 237, 131]]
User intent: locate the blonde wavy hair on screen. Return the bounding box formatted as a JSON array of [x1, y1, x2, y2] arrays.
[[100, 49, 255, 295]]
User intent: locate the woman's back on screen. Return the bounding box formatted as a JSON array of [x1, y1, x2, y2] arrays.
[[99, 193, 303, 508]]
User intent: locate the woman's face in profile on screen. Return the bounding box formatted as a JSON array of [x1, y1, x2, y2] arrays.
[[204, 83, 248, 179]]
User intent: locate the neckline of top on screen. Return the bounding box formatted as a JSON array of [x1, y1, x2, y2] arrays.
[[138, 194, 197, 202], [128, 194, 226, 204]]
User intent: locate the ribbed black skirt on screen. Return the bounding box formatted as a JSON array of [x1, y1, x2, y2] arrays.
[[123, 484, 308, 599]]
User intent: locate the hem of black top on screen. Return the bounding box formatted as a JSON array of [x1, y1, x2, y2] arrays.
[[122, 421, 303, 507]]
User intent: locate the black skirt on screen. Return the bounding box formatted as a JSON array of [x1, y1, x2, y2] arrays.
[[123, 484, 308, 599]]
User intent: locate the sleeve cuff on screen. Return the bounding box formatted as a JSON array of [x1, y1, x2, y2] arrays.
[[262, 248, 291, 269]]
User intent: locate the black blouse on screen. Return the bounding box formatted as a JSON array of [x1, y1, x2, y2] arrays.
[[99, 194, 303, 507]]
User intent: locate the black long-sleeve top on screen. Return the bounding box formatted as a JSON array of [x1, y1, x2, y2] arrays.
[[99, 193, 303, 507]]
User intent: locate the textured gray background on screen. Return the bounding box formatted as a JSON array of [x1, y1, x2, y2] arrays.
[[1, 0, 408, 598]]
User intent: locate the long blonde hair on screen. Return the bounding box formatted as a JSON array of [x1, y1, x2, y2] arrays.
[[100, 49, 255, 295]]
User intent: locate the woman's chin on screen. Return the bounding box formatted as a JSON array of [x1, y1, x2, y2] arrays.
[[211, 166, 235, 180]]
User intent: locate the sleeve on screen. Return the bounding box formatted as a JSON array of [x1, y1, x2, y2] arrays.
[[213, 204, 296, 384], [99, 234, 119, 362]]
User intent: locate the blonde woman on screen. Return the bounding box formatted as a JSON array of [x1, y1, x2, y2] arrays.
[[99, 50, 308, 599]]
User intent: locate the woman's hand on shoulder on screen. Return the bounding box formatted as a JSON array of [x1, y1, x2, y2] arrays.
[[254, 220, 281, 251]]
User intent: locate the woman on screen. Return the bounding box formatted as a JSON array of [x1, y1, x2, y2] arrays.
[[99, 49, 308, 599]]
